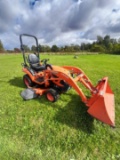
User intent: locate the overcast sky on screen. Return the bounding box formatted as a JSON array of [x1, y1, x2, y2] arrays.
[[0, 0, 120, 49]]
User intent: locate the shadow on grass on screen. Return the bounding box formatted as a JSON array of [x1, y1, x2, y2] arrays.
[[54, 94, 95, 134], [9, 77, 24, 88], [10, 77, 95, 133], [29, 93, 95, 133]]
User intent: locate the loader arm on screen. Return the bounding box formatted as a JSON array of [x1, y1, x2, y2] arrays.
[[50, 66, 97, 104], [51, 66, 115, 127], [62, 66, 96, 93]]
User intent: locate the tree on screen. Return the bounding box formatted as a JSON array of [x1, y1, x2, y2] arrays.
[[103, 35, 111, 48], [64, 45, 70, 52], [80, 43, 92, 51], [91, 44, 106, 52], [51, 45, 59, 52], [0, 40, 4, 51], [67, 44, 80, 52], [44, 45, 51, 52], [110, 38, 117, 44], [38, 44, 51, 52], [112, 43, 120, 54], [14, 48, 21, 53], [31, 45, 36, 52], [97, 35, 103, 45], [23, 45, 30, 52], [59, 46, 65, 52], [80, 43, 86, 51]]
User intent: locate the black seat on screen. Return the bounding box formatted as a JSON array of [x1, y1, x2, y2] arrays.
[[28, 54, 46, 72]]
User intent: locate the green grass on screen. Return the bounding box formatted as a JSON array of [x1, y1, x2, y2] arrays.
[[0, 53, 120, 160]]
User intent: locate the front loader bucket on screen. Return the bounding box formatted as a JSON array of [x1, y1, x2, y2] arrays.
[[87, 77, 115, 127]]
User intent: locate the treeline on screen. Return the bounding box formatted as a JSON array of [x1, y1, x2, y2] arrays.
[[0, 40, 4, 53], [1, 35, 120, 54]]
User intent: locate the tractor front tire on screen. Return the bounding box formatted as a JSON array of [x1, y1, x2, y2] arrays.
[[23, 74, 33, 87], [46, 89, 59, 102]]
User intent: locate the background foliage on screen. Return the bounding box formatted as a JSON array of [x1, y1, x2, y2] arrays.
[[1, 35, 120, 54]]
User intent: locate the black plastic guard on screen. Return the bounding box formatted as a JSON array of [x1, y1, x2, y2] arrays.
[[21, 88, 38, 100]]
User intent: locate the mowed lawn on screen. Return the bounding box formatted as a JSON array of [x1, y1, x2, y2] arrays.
[[0, 53, 120, 160]]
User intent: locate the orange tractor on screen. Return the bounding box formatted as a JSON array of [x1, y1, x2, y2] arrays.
[[20, 34, 115, 127]]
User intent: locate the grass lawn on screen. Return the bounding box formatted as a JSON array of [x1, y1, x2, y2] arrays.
[[0, 53, 120, 160]]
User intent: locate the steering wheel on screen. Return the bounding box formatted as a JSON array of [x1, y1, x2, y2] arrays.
[[41, 59, 49, 65], [41, 59, 53, 70]]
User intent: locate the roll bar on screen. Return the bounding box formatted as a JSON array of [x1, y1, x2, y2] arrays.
[[19, 34, 40, 65]]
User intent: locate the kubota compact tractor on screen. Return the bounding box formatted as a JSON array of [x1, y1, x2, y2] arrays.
[[20, 34, 115, 127]]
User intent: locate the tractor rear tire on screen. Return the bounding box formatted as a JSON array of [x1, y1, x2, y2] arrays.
[[46, 89, 59, 102], [23, 74, 33, 87]]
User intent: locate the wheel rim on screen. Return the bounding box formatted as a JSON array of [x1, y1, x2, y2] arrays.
[[47, 93, 54, 102]]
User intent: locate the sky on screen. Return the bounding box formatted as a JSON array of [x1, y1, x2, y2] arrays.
[[0, 0, 120, 49]]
